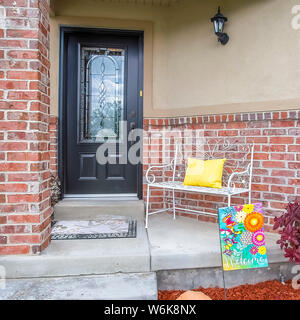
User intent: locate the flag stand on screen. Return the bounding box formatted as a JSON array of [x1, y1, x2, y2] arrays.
[[217, 202, 268, 301], [218, 216, 227, 300]]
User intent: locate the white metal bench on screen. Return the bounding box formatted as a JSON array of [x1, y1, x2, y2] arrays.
[[145, 140, 254, 228]]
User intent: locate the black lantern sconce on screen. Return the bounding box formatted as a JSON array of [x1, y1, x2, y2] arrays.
[[211, 6, 229, 45]]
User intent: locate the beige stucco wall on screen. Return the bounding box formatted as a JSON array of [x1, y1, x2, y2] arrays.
[[50, 0, 300, 117]]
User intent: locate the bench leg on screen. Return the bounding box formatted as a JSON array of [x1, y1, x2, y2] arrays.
[[145, 184, 150, 229], [172, 189, 176, 220]]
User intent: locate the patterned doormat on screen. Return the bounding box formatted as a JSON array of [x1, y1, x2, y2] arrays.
[[51, 216, 137, 240]]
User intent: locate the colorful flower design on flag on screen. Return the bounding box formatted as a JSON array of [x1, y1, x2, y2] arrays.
[[240, 231, 253, 246], [254, 203, 263, 212], [242, 204, 254, 214], [252, 231, 265, 246], [218, 203, 268, 271], [236, 210, 247, 223], [244, 212, 264, 232], [235, 205, 243, 212], [258, 246, 267, 255], [240, 231, 253, 247], [250, 246, 259, 255]]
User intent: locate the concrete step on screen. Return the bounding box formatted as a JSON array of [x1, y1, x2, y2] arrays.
[[0, 273, 157, 300], [1, 220, 150, 279], [54, 198, 145, 221]]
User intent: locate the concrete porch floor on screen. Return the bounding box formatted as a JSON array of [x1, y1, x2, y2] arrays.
[[147, 214, 285, 270], [0, 213, 291, 299], [0, 214, 291, 300], [1, 213, 287, 277]]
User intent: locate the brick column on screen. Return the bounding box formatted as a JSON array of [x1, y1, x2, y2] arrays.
[[0, 0, 51, 254]]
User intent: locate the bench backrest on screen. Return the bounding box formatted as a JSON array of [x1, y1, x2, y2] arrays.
[[171, 138, 254, 189]]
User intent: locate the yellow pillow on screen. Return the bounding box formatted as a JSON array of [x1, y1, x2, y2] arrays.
[[183, 158, 226, 189]]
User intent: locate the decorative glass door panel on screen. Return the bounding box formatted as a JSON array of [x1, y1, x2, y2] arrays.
[[80, 47, 125, 143]]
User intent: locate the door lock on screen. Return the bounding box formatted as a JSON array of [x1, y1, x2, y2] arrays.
[[130, 122, 136, 131]]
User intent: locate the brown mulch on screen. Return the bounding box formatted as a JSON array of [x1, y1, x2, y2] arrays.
[[158, 280, 300, 300]]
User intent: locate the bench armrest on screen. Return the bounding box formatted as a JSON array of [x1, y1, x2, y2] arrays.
[[146, 162, 174, 184], [227, 163, 252, 192], [146, 143, 183, 184]]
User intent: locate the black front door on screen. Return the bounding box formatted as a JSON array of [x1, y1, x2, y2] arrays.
[[63, 29, 143, 195]]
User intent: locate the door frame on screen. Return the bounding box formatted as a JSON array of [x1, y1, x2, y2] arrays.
[[58, 26, 144, 200]]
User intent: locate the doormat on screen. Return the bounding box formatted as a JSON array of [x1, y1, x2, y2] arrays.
[[51, 216, 137, 240]]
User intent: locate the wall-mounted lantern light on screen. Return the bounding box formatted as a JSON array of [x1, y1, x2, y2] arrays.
[[210, 6, 229, 45]]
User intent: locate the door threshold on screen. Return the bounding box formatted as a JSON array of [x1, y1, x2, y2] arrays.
[[63, 194, 139, 200]]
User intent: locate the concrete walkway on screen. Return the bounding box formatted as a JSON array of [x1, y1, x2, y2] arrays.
[[0, 273, 157, 300]]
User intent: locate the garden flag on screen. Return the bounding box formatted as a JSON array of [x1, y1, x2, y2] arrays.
[[218, 203, 268, 271]]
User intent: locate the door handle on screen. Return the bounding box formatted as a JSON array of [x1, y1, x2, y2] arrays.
[[129, 122, 136, 131], [128, 122, 136, 143]]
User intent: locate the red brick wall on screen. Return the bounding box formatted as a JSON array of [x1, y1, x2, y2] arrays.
[[0, 0, 51, 254], [49, 115, 57, 175], [143, 110, 300, 232]]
